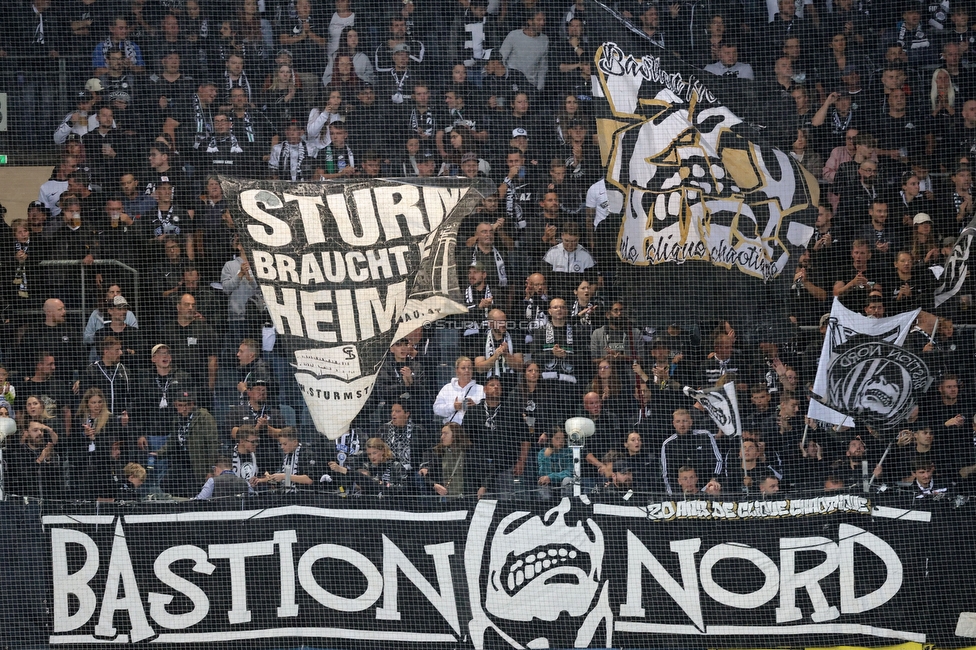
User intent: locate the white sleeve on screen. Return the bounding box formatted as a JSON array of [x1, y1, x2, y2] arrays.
[[433, 384, 457, 419], [268, 143, 282, 170]]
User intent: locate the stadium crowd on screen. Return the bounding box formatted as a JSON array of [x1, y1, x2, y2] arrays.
[[4, 0, 976, 503]]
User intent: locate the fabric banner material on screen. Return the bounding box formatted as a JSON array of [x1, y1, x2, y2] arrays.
[[591, 34, 819, 279], [220, 177, 479, 439], [807, 298, 931, 430], [29, 495, 967, 648], [683, 382, 742, 437], [934, 213, 976, 307]]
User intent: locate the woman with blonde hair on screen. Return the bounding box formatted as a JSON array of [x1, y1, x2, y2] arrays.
[[353, 438, 405, 494], [67, 388, 120, 500], [433, 356, 485, 424]]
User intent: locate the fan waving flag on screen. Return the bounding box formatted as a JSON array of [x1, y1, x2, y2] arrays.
[[934, 213, 976, 307], [807, 298, 933, 430], [222, 177, 480, 440], [589, 2, 819, 281], [683, 382, 741, 438]]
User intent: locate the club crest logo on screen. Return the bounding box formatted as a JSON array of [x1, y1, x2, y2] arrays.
[[826, 337, 932, 429]]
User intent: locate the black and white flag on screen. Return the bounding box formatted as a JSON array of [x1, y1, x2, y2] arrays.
[[591, 32, 818, 280], [682, 382, 741, 438], [221, 177, 480, 439], [807, 298, 932, 430], [934, 214, 976, 307]]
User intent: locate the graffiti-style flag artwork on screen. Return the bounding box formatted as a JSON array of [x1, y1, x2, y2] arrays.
[[590, 1, 818, 280]]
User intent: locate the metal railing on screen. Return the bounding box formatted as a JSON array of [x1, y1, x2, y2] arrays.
[[37, 258, 140, 326]]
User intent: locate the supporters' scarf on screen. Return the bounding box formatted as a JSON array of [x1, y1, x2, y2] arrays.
[[541, 321, 576, 382], [385, 420, 415, 469], [191, 94, 214, 150], [831, 109, 853, 133], [177, 412, 195, 447], [100, 38, 139, 65], [485, 331, 514, 377], [236, 110, 255, 143], [279, 141, 309, 181], [207, 133, 244, 155], [464, 284, 492, 335], [13, 240, 29, 297], [473, 247, 507, 286], [410, 107, 435, 137], [225, 70, 252, 101], [322, 144, 355, 174], [897, 22, 929, 49]]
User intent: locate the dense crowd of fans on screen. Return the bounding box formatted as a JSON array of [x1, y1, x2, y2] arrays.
[[4, 0, 976, 503]]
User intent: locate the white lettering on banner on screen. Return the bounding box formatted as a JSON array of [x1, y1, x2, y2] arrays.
[[148, 546, 215, 629], [50, 521, 461, 642], [253, 247, 411, 285], [619, 526, 901, 629], [45, 505, 920, 646], [595, 495, 870, 521], [260, 282, 407, 343], [239, 186, 468, 249]]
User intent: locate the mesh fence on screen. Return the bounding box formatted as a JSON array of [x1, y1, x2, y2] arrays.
[[2, 0, 976, 648]]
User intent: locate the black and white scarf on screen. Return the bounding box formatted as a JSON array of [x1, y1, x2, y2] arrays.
[[384, 420, 415, 469], [13, 240, 29, 297], [485, 331, 514, 378], [410, 107, 435, 138], [278, 141, 310, 181], [177, 412, 195, 448], [225, 70, 253, 102], [831, 109, 853, 134], [207, 133, 244, 155], [897, 21, 929, 50], [464, 284, 492, 335], [541, 321, 576, 382], [472, 247, 507, 286], [99, 38, 140, 65], [191, 93, 214, 150], [235, 110, 256, 143]]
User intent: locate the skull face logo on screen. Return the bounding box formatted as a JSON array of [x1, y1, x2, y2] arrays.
[[486, 498, 604, 621], [466, 498, 613, 649], [596, 43, 816, 280]]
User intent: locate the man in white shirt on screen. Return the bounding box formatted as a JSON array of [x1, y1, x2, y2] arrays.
[[543, 222, 595, 299]]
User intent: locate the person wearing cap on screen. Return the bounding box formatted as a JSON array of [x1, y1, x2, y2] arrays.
[[811, 89, 859, 155], [377, 41, 419, 106], [482, 48, 535, 113], [54, 91, 99, 145], [374, 15, 426, 74], [228, 376, 284, 471], [499, 10, 548, 92], [92, 16, 145, 75], [151, 384, 219, 498], [135, 342, 191, 482], [92, 294, 142, 365], [459, 151, 486, 179]]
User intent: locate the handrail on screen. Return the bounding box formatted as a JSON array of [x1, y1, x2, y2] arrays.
[[37, 259, 140, 327]]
